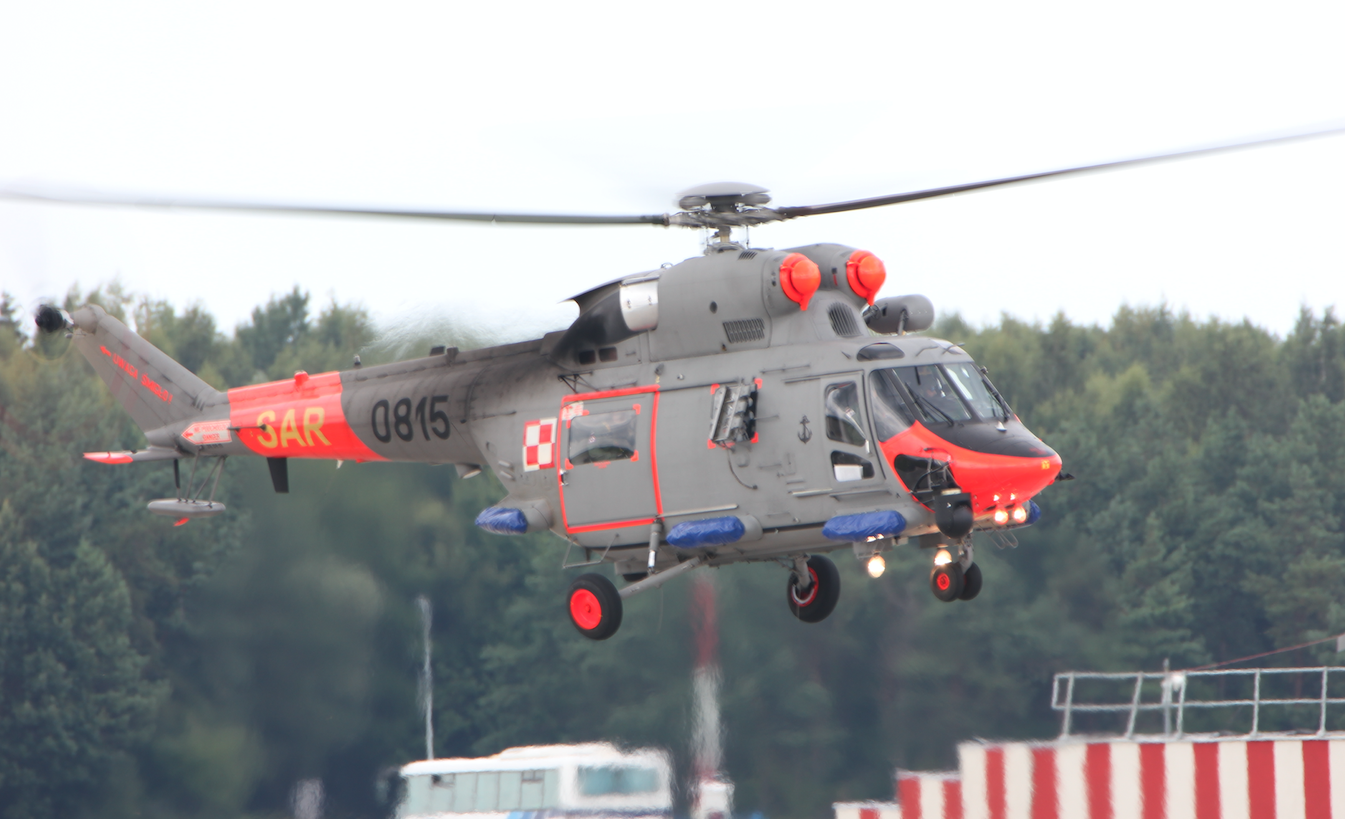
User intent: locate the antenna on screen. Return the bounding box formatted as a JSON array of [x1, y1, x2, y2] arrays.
[[416, 595, 434, 760]]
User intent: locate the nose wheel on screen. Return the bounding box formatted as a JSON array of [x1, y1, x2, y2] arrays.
[[787, 555, 841, 623], [930, 544, 982, 602]]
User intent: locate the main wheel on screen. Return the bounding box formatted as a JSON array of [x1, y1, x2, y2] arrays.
[[568, 574, 623, 640], [959, 562, 983, 601], [787, 555, 841, 623], [930, 562, 964, 602]]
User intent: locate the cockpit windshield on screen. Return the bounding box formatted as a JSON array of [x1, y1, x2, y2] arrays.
[[894, 365, 972, 424], [868, 362, 1011, 433], [942, 362, 1010, 422]]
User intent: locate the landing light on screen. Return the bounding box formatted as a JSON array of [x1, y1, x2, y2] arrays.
[[993, 508, 1009, 526], [933, 549, 952, 566], [867, 555, 886, 578], [1011, 505, 1029, 524]]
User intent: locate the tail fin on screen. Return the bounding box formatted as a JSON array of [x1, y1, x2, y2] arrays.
[[47, 304, 222, 435]]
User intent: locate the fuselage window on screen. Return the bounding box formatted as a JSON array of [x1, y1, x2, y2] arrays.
[[568, 410, 638, 464], [831, 450, 875, 482], [824, 382, 870, 452]]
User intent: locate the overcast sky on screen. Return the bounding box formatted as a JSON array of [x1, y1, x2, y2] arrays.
[[1, 1, 1342, 345]]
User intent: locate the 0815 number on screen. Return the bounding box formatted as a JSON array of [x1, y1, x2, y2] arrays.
[[372, 395, 450, 443]]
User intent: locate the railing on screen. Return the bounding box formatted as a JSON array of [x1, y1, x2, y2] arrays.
[[1052, 667, 1345, 739]]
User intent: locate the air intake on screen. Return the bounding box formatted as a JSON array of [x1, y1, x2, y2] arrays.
[[722, 319, 765, 344], [828, 304, 862, 337], [738, 250, 758, 260]]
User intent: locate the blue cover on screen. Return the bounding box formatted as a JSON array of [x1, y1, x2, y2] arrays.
[[475, 507, 529, 535], [666, 516, 746, 548], [822, 510, 907, 541], [1023, 501, 1041, 527]]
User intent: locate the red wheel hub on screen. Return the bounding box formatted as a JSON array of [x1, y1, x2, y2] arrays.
[[935, 572, 951, 591], [570, 588, 603, 630]]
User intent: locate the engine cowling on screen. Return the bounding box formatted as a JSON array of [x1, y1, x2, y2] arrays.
[[864, 295, 934, 334]]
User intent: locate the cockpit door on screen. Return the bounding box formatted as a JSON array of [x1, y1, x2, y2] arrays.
[[557, 387, 661, 535]]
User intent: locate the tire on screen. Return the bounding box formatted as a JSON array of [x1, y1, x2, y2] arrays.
[[568, 573, 623, 640], [787, 555, 841, 623], [930, 562, 964, 602], [958, 562, 983, 601]]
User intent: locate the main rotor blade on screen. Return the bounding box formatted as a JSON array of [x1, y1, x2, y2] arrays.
[[0, 187, 670, 226], [775, 122, 1345, 218]]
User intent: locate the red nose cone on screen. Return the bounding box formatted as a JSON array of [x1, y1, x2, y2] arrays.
[[780, 253, 821, 311], [846, 250, 886, 305]]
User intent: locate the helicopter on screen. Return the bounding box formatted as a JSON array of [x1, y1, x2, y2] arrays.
[[20, 123, 1343, 640]]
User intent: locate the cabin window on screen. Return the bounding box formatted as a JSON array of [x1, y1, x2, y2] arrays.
[[451, 772, 478, 812], [474, 772, 499, 812], [824, 382, 870, 452], [577, 350, 597, 366], [498, 771, 522, 810], [569, 410, 638, 464], [578, 766, 660, 796], [520, 770, 550, 809], [404, 769, 557, 815], [832, 451, 875, 482], [599, 346, 619, 362]]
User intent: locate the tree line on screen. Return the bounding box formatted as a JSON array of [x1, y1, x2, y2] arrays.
[[1, 287, 1343, 818]]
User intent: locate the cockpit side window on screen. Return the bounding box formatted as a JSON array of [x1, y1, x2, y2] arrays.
[[894, 365, 972, 424], [824, 382, 870, 452], [868, 369, 915, 441]]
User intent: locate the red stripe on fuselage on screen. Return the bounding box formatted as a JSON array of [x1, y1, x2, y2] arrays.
[[878, 422, 1061, 513], [228, 372, 385, 462]]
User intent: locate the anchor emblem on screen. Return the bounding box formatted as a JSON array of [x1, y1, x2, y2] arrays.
[[798, 415, 812, 444]]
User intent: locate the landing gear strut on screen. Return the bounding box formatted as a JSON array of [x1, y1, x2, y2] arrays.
[[787, 554, 841, 623]]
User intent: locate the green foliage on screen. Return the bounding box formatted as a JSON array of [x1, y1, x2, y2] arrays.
[[0, 504, 165, 817], [3, 288, 1345, 818]]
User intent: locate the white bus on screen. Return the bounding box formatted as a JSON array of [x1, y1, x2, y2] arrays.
[[396, 743, 673, 819]]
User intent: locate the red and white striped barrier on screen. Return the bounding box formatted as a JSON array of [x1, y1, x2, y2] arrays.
[[961, 738, 1345, 819], [836, 738, 1345, 819], [896, 771, 963, 819]]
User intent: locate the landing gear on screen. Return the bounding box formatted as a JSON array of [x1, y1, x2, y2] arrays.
[[929, 541, 982, 603], [959, 562, 983, 601], [930, 561, 964, 602], [788, 555, 841, 623], [568, 574, 623, 640]]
